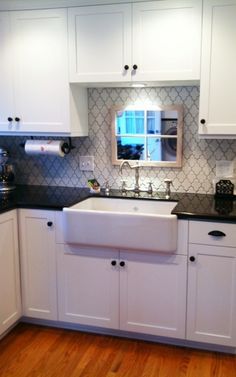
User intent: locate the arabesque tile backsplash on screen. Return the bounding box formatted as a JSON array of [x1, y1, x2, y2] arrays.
[[1, 86, 236, 194]]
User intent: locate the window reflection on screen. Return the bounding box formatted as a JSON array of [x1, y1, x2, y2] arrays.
[[111, 105, 183, 167], [116, 111, 145, 134], [117, 137, 145, 160]]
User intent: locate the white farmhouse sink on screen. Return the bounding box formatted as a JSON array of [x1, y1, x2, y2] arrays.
[[63, 197, 178, 253]]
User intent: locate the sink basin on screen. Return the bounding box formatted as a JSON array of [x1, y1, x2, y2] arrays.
[[63, 197, 178, 253]]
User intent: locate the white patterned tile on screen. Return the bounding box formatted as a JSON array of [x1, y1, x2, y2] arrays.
[[1, 86, 236, 194]]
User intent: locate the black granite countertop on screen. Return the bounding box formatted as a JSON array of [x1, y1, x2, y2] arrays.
[[1, 184, 236, 222]]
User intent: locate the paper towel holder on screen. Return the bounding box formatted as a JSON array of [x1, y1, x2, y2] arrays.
[[20, 137, 75, 155], [61, 138, 76, 155]]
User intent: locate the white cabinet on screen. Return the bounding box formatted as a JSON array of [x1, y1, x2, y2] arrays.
[[199, 0, 236, 138], [119, 251, 187, 338], [57, 244, 119, 328], [187, 220, 236, 346], [68, 0, 201, 84], [0, 9, 88, 136], [0, 12, 14, 131], [19, 209, 57, 321], [57, 243, 187, 338], [0, 210, 21, 336], [132, 0, 201, 83], [68, 4, 131, 83]]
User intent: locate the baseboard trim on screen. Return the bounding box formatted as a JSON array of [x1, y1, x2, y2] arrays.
[[20, 317, 236, 355]]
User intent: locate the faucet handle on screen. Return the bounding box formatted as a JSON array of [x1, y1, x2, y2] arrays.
[[147, 181, 153, 195], [120, 179, 127, 194], [164, 179, 173, 198], [164, 179, 173, 185], [105, 180, 110, 195]]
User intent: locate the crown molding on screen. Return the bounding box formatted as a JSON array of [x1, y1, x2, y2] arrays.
[[0, 0, 148, 11]]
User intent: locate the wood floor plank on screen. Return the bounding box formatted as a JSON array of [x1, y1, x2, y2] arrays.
[[0, 324, 235, 377]]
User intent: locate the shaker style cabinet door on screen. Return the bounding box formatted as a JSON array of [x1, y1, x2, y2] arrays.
[[199, 0, 236, 137], [68, 4, 132, 83], [10, 9, 70, 134], [19, 209, 57, 321], [187, 244, 236, 346], [0, 12, 15, 131], [57, 244, 119, 329], [119, 251, 187, 339], [132, 0, 201, 82], [0, 210, 21, 336], [0, 9, 88, 136], [68, 1, 201, 84]]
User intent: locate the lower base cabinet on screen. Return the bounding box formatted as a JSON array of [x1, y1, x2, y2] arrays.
[[0, 210, 21, 336], [19, 209, 58, 321], [187, 220, 236, 347], [119, 251, 187, 338], [57, 244, 187, 338], [10, 209, 236, 350], [187, 243, 236, 347], [57, 245, 119, 328]]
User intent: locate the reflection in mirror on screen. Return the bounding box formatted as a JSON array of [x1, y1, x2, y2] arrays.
[[111, 105, 183, 167]]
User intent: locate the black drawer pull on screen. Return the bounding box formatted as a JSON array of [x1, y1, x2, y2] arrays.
[[208, 230, 226, 237]]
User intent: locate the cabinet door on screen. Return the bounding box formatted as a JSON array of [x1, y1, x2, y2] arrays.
[[199, 0, 236, 137], [10, 9, 70, 134], [0, 12, 15, 131], [68, 4, 132, 83], [187, 244, 236, 346], [120, 251, 187, 338], [132, 0, 201, 82], [57, 244, 119, 329], [19, 209, 57, 320], [0, 210, 21, 336]]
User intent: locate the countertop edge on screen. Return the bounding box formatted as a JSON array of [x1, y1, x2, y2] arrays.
[[1, 185, 236, 222]]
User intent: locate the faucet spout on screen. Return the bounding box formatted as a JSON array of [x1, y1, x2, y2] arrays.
[[119, 160, 132, 174], [119, 160, 141, 194]]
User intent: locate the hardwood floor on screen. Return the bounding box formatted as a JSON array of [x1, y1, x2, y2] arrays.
[[0, 324, 236, 377]]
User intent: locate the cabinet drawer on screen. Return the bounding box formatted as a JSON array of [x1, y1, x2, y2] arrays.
[[189, 221, 236, 247]]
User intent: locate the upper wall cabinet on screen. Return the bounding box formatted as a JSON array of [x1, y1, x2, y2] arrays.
[[68, 4, 132, 83], [132, 0, 201, 83], [0, 9, 88, 136], [199, 0, 236, 138], [68, 0, 202, 84]]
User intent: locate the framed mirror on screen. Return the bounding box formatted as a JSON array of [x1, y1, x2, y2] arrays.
[[111, 104, 183, 167]]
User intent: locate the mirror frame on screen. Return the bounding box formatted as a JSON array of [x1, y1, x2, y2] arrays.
[[110, 104, 183, 167]]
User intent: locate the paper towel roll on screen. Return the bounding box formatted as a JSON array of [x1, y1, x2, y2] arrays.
[[24, 140, 65, 157]]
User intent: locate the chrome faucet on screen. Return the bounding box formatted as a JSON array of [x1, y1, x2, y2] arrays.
[[119, 160, 153, 195]]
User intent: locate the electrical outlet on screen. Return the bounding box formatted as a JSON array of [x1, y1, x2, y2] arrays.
[[79, 156, 94, 171]]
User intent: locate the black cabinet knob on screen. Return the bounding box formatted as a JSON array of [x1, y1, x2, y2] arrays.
[[200, 119, 206, 124], [111, 260, 117, 266], [120, 261, 125, 267], [132, 64, 138, 70], [189, 256, 195, 262], [8, 117, 13, 122], [208, 230, 226, 237], [47, 221, 53, 227], [124, 65, 129, 70]]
